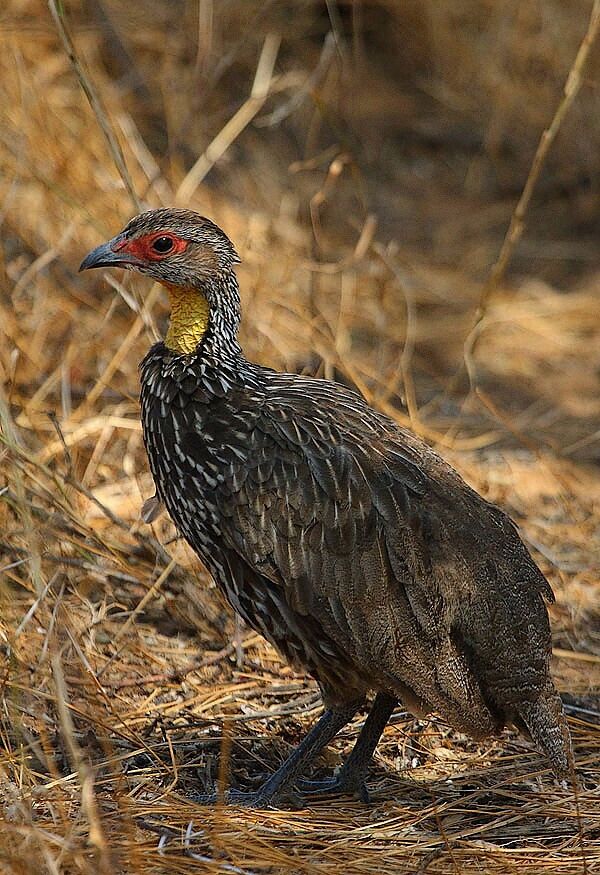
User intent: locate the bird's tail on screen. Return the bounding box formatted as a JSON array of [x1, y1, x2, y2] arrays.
[[517, 689, 573, 780]]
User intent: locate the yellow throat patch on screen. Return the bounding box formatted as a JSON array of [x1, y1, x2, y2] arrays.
[[164, 284, 210, 354]]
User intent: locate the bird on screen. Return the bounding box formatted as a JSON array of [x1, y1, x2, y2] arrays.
[[80, 208, 573, 807]]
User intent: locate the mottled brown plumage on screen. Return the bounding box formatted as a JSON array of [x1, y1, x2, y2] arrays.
[[80, 209, 573, 807]]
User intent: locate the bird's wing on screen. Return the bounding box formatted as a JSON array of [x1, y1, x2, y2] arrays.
[[215, 375, 555, 725], [217, 376, 427, 596]]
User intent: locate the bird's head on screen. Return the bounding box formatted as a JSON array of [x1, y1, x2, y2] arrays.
[[80, 209, 241, 355], [79, 208, 240, 287]]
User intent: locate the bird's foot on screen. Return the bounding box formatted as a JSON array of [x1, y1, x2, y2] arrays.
[[191, 785, 304, 810], [295, 773, 370, 803]]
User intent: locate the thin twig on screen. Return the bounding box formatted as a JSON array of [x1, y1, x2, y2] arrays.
[[110, 643, 236, 690], [52, 654, 112, 873], [175, 32, 280, 205], [463, 0, 600, 387], [257, 31, 337, 128], [96, 558, 178, 679], [48, 0, 141, 212]]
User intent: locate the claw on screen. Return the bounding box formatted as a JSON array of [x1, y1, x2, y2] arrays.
[[190, 786, 303, 810], [294, 774, 371, 802], [190, 775, 370, 808]]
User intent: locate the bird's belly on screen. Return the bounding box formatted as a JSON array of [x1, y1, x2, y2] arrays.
[[217, 564, 370, 705]]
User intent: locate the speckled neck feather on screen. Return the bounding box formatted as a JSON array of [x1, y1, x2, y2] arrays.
[[164, 284, 210, 354]]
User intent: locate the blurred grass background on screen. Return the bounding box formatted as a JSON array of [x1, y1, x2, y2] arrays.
[[0, 1, 599, 873]]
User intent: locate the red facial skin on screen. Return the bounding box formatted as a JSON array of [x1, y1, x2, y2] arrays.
[[113, 232, 188, 262]]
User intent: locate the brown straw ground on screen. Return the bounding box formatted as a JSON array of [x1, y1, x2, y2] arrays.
[[1, 2, 599, 873]]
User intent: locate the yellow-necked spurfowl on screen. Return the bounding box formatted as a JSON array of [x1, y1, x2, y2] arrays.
[[80, 209, 572, 807]]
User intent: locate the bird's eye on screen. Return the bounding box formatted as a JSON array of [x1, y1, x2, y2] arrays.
[[152, 236, 174, 254]]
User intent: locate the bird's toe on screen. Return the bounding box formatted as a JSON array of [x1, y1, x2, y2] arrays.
[[295, 774, 371, 803]]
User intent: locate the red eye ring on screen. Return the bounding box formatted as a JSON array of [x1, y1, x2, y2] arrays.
[[116, 232, 188, 262]]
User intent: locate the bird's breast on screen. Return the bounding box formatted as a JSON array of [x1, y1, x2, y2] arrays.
[[139, 350, 258, 550]]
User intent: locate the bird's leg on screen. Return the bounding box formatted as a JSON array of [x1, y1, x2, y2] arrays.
[[296, 691, 397, 802], [195, 699, 364, 809]]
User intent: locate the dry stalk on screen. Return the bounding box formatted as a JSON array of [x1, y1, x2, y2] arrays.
[[175, 32, 281, 205], [48, 0, 141, 213], [463, 0, 600, 387], [51, 654, 113, 874]]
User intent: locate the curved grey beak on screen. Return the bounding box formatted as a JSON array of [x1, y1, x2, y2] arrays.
[[79, 236, 140, 272]]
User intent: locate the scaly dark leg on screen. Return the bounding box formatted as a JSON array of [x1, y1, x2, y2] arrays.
[[195, 698, 364, 808], [296, 691, 398, 802]]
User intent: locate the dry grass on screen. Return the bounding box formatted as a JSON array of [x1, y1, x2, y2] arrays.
[[1, 1, 599, 873]]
